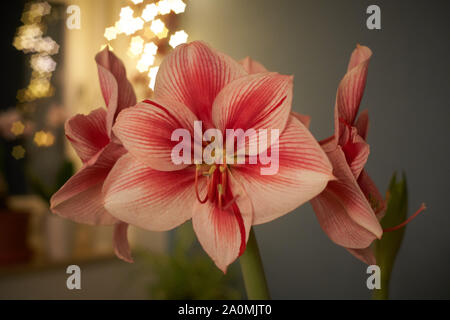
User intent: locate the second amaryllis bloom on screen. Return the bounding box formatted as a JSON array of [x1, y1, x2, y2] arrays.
[[310, 45, 386, 264], [103, 41, 334, 272], [50, 48, 136, 262]]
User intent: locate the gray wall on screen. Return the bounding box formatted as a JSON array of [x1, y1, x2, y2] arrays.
[[183, 0, 450, 299]]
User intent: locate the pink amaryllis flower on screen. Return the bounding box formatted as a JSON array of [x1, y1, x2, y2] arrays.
[[50, 48, 136, 262], [310, 45, 386, 264], [103, 41, 334, 272]]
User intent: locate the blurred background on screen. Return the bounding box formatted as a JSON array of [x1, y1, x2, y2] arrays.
[[0, 0, 448, 299]]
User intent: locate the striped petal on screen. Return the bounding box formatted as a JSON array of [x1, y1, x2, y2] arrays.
[[154, 41, 246, 127], [212, 73, 293, 155], [65, 108, 109, 164], [192, 172, 253, 273], [103, 153, 196, 231], [50, 142, 125, 225], [113, 222, 133, 263], [311, 146, 382, 247], [112, 99, 198, 171], [347, 246, 376, 265], [340, 125, 370, 179], [239, 56, 267, 74], [355, 109, 369, 141], [358, 169, 386, 218], [232, 115, 333, 225], [335, 45, 372, 129], [95, 48, 137, 135]]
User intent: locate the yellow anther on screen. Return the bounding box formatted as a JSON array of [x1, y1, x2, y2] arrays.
[[217, 184, 223, 195], [208, 165, 217, 175]]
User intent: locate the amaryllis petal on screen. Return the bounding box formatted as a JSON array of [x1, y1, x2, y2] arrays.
[[192, 173, 253, 273], [112, 99, 198, 171], [239, 56, 267, 74], [50, 143, 125, 225], [358, 169, 386, 218], [347, 44, 373, 72], [310, 189, 379, 249], [95, 48, 137, 135], [314, 146, 382, 241], [212, 73, 293, 154], [65, 108, 109, 163], [291, 111, 311, 129], [347, 246, 376, 265], [103, 153, 196, 231], [355, 109, 369, 141], [232, 116, 333, 225], [340, 126, 370, 179], [154, 41, 246, 127], [113, 222, 133, 263], [335, 45, 372, 128]]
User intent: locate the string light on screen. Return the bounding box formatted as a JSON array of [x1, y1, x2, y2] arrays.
[[33, 130, 55, 147], [11, 121, 25, 136], [12, 145, 26, 160], [103, 0, 189, 90], [13, 1, 59, 102], [169, 30, 188, 48], [142, 3, 158, 21]]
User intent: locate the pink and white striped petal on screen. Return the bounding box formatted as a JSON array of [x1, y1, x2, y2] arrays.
[[65, 108, 109, 164], [358, 169, 386, 219], [154, 41, 247, 127], [239, 56, 267, 74], [96, 48, 137, 135], [347, 246, 376, 265], [355, 109, 369, 141], [313, 146, 382, 243], [50, 142, 125, 225], [192, 173, 253, 273], [311, 188, 380, 249], [103, 153, 197, 231], [212, 73, 293, 155], [112, 99, 198, 171], [113, 222, 133, 263], [232, 116, 333, 225], [335, 45, 372, 128]]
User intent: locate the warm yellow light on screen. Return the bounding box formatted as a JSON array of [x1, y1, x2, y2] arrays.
[[104, 26, 118, 41], [12, 145, 26, 160], [130, 0, 143, 4], [157, 0, 172, 15], [169, 0, 186, 14], [169, 30, 188, 48], [30, 54, 56, 73], [137, 53, 155, 73], [35, 36, 59, 54], [128, 36, 144, 57], [148, 66, 159, 90], [120, 6, 134, 19], [33, 130, 55, 147], [11, 121, 25, 136], [142, 3, 158, 22], [144, 42, 158, 55], [150, 19, 165, 35]]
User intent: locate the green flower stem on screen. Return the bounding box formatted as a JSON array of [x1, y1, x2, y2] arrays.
[[372, 278, 390, 300], [239, 228, 270, 300]]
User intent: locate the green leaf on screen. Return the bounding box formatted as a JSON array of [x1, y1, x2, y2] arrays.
[[373, 172, 408, 300]]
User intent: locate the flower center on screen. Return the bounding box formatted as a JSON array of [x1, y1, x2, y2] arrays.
[[193, 159, 246, 257]]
